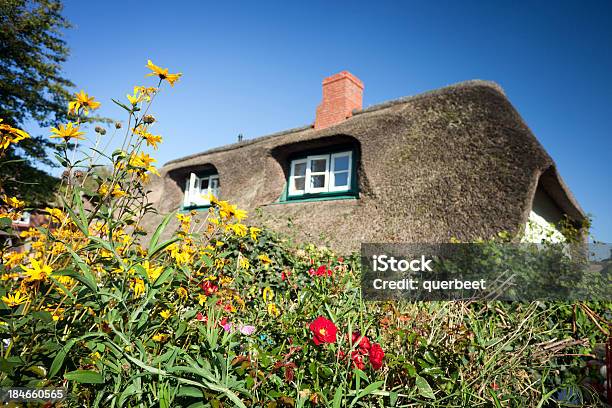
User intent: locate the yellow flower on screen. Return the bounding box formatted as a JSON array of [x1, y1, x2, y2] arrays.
[[234, 208, 248, 221], [50, 122, 85, 142], [159, 309, 172, 319], [1, 290, 28, 307], [262, 287, 274, 302], [217, 200, 236, 219], [143, 133, 162, 149], [267, 303, 280, 318], [176, 213, 191, 233], [111, 184, 126, 198], [143, 261, 163, 282], [198, 294, 207, 306], [258, 254, 272, 265], [176, 286, 188, 299], [128, 152, 159, 175], [219, 276, 233, 286], [1, 195, 25, 209], [130, 277, 145, 298], [68, 90, 101, 116], [133, 86, 157, 102], [152, 333, 169, 342], [146, 60, 182, 87], [20, 258, 52, 281], [54, 274, 75, 288], [230, 223, 248, 237], [249, 227, 261, 241], [238, 257, 250, 269], [126, 90, 143, 106], [0, 119, 30, 150], [50, 307, 65, 321], [98, 182, 109, 196], [133, 125, 163, 149]]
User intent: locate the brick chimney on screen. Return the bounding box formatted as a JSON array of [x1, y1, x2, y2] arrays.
[[314, 71, 364, 130]]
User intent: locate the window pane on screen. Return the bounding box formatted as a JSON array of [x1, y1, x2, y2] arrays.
[[200, 178, 209, 190], [293, 162, 306, 176], [334, 172, 349, 187], [311, 174, 326, 188], [293, 176, 305, 191], [210, 178, 219, 188], [311, 158, 327, 173], [334, 155, 349, 171]]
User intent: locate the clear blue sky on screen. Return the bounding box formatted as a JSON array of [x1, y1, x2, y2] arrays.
[[52, 0, 611, 240]]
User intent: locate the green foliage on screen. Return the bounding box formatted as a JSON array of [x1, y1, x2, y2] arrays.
[[0, 0, 73, 204]]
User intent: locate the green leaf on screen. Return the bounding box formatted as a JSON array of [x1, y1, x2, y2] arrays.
[[49, 339, 77, 378], [332, 387, 343, 408], [65, 369, 104, 384], [50, 333, 106, 378], [149, 213, 174, 254], [112, 98, 133, 112], [118, 383, 137, 406], [351, 381, 384, 406], [65, 248, 98, 294], [177, 386, 204, 398], [415, 375, 435, 400]]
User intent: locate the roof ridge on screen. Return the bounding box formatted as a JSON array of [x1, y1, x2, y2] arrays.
[[163, 79, 504, 166]]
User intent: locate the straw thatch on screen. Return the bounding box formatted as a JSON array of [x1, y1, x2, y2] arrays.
[[142, 80, 584, 253]]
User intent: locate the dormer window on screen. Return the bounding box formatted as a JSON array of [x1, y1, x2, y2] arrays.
[[183, 172, 219, 208], [287, 150, 355, 198]]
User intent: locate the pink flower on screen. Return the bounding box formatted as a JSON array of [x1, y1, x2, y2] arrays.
[[239, 325, 256, 335], [219, 317, 232, 332]]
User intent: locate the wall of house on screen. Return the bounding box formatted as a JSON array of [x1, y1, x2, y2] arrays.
[[522, 186, 566, 243]]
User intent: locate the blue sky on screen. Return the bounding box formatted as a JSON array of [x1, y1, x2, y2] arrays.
[[46, 0, 612, 240]]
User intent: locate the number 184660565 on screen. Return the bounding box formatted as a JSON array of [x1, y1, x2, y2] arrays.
[[0, 387, 66, 402]]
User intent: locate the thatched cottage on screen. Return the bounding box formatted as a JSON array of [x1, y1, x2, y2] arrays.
[[143, 71, 585, 252]]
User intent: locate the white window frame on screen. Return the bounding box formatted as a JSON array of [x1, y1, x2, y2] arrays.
[[287, 150, 353, 197], [307, 154, 330, 194], [12, 211, 31, 226], [183, 173, 219, 207], [329, 151, 352, 193], [288, 158, 308, 196]]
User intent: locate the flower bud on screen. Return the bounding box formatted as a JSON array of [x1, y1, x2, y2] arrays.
[[94, 126, 103, 134], [143, 114, 156, 124], [115, 122, 122, 129]]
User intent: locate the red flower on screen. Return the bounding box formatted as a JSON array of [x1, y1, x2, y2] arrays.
[[196, 312, 207, 322], [351, 350, 366, 370], [351, 332, 371, 352], [309, 265, 332, 277], [201, 280, 218, 296], [309, 316, 337, 345], [369, 343, 385, 370], [281, 270, 291, 281]]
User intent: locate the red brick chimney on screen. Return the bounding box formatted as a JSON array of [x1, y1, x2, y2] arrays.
[[314, 71, 364, 130]]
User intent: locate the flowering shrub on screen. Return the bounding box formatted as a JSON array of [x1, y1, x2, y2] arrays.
[[0, 62, 609, 407]]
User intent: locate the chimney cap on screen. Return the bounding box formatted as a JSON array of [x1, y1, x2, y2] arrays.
[[322, 70, 364, 89]]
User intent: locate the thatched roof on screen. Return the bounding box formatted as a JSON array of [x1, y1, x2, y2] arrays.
[[143, 80, 585, 253]]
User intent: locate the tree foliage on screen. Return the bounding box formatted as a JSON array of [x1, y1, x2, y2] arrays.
[[0, 0, 74, 205]]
